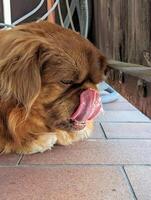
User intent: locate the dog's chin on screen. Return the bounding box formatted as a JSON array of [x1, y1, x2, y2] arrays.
[[57, 119, 87, 132], [71, 120, 86, 131]]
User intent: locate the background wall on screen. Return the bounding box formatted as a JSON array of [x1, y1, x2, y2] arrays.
[[93, 0, 151, 66], [0, 0, 3, 23], [0, 0, 47, 25]]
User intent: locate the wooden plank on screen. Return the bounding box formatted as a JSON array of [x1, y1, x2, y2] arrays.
[[134, 0, 151, 65], [112, 0, 123, 61], [127, 0, 136, 64], [93, 0, 151, 66], [106, 0, 114, 59], [108, 60, 151, 82], [107, 62, 151, 118]]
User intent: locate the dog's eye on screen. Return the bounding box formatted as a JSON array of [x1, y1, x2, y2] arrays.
[[61, 80, 74, 85]]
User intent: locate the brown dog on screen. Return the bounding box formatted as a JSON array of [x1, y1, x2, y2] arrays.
[[0, 21, 106, 154]]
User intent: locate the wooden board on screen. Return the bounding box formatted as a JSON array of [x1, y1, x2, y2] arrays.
[[93, 0, 151, 66], [107, 61, 151, 118]]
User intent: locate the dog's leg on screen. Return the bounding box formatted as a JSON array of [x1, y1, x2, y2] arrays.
[[3, 134, 57, 154], [56, 121, 93, 145], [24, 134, 57, 154]]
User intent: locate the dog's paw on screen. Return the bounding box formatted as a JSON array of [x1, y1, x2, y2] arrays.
[[16, 134, 57, 154]]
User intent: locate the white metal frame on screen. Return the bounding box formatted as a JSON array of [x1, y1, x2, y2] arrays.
[[2, 0, 12, 25], [0, 0, 89, 38]]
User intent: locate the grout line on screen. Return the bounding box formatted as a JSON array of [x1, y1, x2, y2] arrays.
[[98, 121, 151, 123], [104, 109, 137, 111], [100, 120, 151, 124], [88, 138, 104, 140], [121, 166, 138, 200], [99, 123, 108, 139], [102, 110, 146, 112], [105, 138, 151, 140], [88, 138, 103, 139], [1, 163, 151, 168], [16, 154, 23, 166], [85, 138, 151, 141]]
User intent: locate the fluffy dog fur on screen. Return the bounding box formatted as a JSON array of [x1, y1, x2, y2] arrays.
[[0, 21, 106, 154]]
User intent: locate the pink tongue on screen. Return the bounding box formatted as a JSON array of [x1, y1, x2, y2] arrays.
[[71, 88, 103, 122]]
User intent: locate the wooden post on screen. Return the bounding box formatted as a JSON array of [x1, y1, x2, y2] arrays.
[[93, 0, 151, 66], [47, 0, 55, 23]]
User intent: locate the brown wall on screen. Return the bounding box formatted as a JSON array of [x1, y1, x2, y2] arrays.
[[93, 0, 151, 66]]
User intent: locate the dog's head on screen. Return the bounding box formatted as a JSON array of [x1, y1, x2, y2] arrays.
[[0, 22, 106, 132]]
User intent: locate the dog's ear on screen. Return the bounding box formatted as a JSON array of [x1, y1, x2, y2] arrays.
[[99, 54, 107, 77], [0, 38, 45, 113], [88, 51, 107, 83]]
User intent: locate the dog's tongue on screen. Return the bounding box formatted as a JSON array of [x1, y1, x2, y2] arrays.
[[71, 88, 103, 122]]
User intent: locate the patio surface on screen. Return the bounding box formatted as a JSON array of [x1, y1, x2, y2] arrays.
[[0, 94, 151, 200]]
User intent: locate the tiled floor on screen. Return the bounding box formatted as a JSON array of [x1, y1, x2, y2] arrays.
[[0, 94, 151, 200]]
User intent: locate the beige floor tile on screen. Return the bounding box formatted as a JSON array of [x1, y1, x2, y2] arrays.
[[21, 140, 151, 165], [0, 166, 133, 200], [125, 166, 151, 200], [90, 122, 104, 139], [0, 154, 21, 165], [97, 111, 150, 122], [103, 102, 137, 111], [102, 123, 151, 139]]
